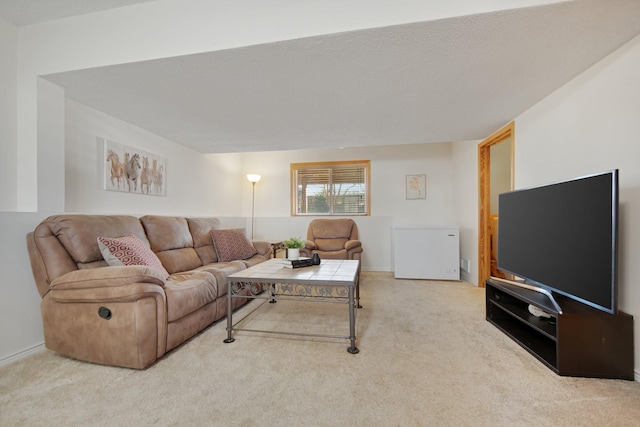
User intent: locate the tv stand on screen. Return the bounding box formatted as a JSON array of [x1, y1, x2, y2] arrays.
[[485, 278, 634, 380]]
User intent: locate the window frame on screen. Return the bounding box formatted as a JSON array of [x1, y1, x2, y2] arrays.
[[290, 160, 371, 216]]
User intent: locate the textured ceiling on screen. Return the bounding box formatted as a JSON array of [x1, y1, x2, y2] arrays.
[[6, 1, 640, 153], [0, 0, 157, 25]]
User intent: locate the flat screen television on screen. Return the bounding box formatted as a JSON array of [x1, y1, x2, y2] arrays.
[[497, 170, 618, 314]]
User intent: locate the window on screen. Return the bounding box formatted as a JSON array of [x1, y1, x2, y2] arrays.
[[291, 160, 370, 216]]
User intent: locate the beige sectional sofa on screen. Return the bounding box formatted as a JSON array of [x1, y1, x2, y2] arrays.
[[26, 214, 270, 369]]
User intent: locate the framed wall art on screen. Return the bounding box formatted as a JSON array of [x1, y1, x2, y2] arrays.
[[406, 174, 426, 200], [103, 138, 166, 196]]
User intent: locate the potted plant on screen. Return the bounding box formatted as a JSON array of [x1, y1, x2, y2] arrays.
[[283, 237, 305, 260]]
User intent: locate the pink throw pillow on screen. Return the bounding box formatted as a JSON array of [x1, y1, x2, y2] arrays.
[[211, 228, 258, 262], [97, 235, 169, 279]]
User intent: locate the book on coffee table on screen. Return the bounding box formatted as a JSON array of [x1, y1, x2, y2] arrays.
[[282, 257, 314, 268]]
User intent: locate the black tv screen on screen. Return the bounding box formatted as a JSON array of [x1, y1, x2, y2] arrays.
[[497, 170, 618, 314]]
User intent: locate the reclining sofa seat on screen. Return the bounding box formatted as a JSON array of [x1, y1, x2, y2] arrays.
[[27, 214, 270, 369]]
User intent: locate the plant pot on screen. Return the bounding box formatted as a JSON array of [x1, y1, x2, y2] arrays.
[[287, 248, 300, 260]]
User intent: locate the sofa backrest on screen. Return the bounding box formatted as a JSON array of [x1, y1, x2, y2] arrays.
[[138, 216, 225, 274], [139, 216, 203, 274], [27, 215, 148, 297], [307, 218, 358, 240], [185, 217, 223, 264], [27, 214, 227, 298]]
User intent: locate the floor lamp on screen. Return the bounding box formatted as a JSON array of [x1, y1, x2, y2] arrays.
[[247, 174, 261, 239]]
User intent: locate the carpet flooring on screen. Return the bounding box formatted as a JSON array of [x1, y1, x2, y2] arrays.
[[1, 272, 639, 426]]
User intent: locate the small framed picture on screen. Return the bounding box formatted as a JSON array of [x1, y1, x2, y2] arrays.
[[406, 174, 426, 200]]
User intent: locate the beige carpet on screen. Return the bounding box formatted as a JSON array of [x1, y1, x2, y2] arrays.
[[2, 272, 639, 426]]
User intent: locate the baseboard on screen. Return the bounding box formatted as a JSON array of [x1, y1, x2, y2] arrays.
[[460, 271, 473, 285], [0, 343, 45, 368], [635, 369, 640, 383]]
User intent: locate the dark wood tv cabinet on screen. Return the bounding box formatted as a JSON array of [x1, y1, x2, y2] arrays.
[[485, 278, 634, 380]]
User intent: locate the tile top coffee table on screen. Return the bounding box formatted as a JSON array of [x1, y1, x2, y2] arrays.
[[224, 258, 361, 353]]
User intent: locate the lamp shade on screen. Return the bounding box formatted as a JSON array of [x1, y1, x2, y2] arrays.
[[247, 174, 261, 183]]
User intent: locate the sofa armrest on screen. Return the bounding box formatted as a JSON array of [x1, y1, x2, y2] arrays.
[[304, 240, 317, 250], [50, 266, 166, 291], [251, 240, 272, 257], [43, 268, 168, 369]]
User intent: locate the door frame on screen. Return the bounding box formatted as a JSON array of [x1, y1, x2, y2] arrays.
[[477, 122, 514, 287]]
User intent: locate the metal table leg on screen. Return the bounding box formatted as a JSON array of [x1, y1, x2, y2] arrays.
[[347, 284, 359, 354], [269, 283, 277, 304], [223, 281, 235, 343], [356, 273, 362, 309]]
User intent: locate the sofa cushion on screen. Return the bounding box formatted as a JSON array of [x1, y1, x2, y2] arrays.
[[315, 249, 348, 259], [315, 238, 349, 252], [198, 260, 247, 297], [140, 216, 203, 274], [210, 228, 257, 262], [241, 253, 269, 268], [97, 235, 169, 279], [164, 271, 218, 322]]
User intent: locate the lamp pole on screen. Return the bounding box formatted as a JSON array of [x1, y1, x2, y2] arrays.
[[247, 174, 261, 239], [251, 181, 256, 239]]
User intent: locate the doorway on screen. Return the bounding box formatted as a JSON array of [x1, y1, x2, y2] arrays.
[[478, 122, 514, 287]]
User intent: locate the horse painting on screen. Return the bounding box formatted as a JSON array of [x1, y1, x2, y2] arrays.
[[140, 156, 152, 194], [155, 164, 164, 194], [151, 159, 164, 194], [151, 159, 158, 192], [124, 152, 142, 192], [106, 149, 124, 189], [103, 139, 166, 196]]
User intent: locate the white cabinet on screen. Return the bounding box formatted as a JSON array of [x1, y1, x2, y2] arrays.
[[393, 226, 460, 280]]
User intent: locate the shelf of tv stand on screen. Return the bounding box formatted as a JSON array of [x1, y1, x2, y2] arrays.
[[485, 278, 634, 380]]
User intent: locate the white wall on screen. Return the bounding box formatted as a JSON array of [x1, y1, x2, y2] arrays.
[[515, 34, 640, 377], [37, 78, 65, 212], [241, 143, 457, 220], [452, 140, 480, 284], [238, 142, 459, 271], [0, 17, 17, 210], [0, 212, 49, 363], [65, 100, 234, 216]]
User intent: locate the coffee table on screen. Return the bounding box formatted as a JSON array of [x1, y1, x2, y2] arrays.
[[223, 258, 360, 353]]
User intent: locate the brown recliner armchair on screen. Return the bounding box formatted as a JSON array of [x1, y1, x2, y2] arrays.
[[300, 219, 363, 264]]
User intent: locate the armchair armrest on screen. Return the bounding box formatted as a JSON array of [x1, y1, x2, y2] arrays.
[[345, 240, 362, 251], [300, 240, 318, 258]]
